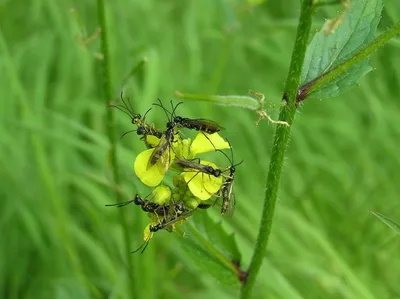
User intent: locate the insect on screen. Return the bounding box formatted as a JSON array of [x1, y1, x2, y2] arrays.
[[197, 203, 212, 209], [174, 158, 222, 177], [146, 100, 183, 170], [147, 121, 175, 170], [106, 194, 188, 217], [109, 93, 163, 142], [217, 142, 242, 216], [132, 111, 163, 141], [132, 208, 195, 254], [154, 100, 224, 134]]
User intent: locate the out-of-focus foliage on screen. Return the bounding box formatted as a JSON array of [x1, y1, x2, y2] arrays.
[[0, 1, 399, 298], [371, 211, 400, 234]]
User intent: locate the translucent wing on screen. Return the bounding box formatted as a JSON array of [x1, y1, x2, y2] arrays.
[[221, 181, 235, 217], [157, 147, 171, 173], [224, 192, 236, 217], [190, 118, 224, 130], [147, 135, 168, 170]]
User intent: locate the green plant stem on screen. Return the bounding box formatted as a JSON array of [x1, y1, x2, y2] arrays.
[[314, 0, 342, 8], [298, 21, 400, 102], [175, 91, 262, 111], [240, 1, 314, 298], [97, 0, 136, 295]]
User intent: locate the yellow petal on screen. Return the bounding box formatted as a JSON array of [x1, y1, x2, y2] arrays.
[[172, 137, 191, 158], [134, 149, 166, 187], [145, 135, 160, 148], [182, 160, 223, 200], [143, 223, 153, 241], [190, 132, 230, 156]]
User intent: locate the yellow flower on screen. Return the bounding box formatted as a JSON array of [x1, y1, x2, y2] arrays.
[[145, 135, 161, 148], [189, 132, 229, 157], [134, 148, 174, 187], [182, 160, 223, 200], [134, 131, 230, 197], [143, 212, 187, 240], [173, 174, 202, 208], [143, 223, 153, 241]]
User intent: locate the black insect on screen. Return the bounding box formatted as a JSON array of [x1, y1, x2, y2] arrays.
[[217, 141, 243, 216], [174, 158, 222, 177], [154, 100, 224, 134], [106, 193, 190, 217], [109, 93, 163, 142], [132, 111, 163, 140], [197, 203, 212, 209], [147, 119, 175, 170], [146, 100, 183, 170], [132, 208, 195, 254], [174, 115, 223, 134]]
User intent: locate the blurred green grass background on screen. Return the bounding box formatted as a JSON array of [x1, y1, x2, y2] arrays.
[[1, 0, 400, 298]]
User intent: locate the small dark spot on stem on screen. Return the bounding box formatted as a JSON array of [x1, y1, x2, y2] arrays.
[[282, 93, 289, 105], [297, 82, 311, 105], [232, 259, 248, 284]]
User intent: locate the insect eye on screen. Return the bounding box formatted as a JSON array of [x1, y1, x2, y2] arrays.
[[174, 116, 182, 123], [166, 121, 174, 129], [137, 127, 145, 135], [231, 166, 236, 173], [133, 195, 141, 204]]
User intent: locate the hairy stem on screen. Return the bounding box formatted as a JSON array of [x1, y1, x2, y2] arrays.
[[240, 1, 314, 298], [97, 0, 136, 295], [298, 21, 400, 102]]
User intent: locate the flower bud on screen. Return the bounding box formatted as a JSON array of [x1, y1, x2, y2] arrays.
[[151, 185, 172, 205]]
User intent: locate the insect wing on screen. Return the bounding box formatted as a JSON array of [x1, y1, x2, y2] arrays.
[[187, 118, 224, 132], [158, 145, 172, 173], [176, 159, 205, 173], [221, 181, 236, 217], [224, 192, 236, 217], [147, 135, 168, 170]]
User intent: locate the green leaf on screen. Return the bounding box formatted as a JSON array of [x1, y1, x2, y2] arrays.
[[370, 211, 400, 234], [300, 0, 383, 101], [179, 211, 243, 285]]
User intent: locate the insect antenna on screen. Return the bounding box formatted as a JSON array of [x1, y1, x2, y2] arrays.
[[105, 198, 135, 207], [225, 140, 244, 168], [216, 147, 233, 167], [152, 99, 172, 122], [132, 233, 152, 254], [121, 92, 136, 116], [170, 101, 183, 119], [142, 107, 153, 120], [233, 159, 244, 168], [216, 139, 240, 175], [120, 129, 139, 140], [109, 104, 134, 119], [120, 92, 136, 115]]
